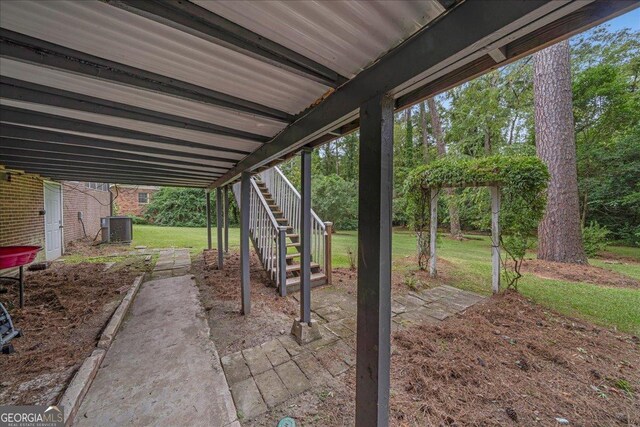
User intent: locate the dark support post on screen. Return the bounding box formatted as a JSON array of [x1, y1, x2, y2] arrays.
[[356, 94, 394, 427], [216, 187, 224, 270], [240, 172, 251, 315], [299, 147, 312, 324], [206, 190, 212, 250], [224, 185, 230, 253]]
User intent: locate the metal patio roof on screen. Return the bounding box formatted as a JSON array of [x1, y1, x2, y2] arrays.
[[0, 0, 637, 187]]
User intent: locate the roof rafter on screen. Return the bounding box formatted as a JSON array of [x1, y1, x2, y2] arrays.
[[0, 77, 271, 143], [0, 138, 225, 170], [0, 106, 252, 156], [104, 0, 347, 88], [0, 124, 236, 166], [0, 158, 220, 180], [0, 29, 294, 122], [0, 148, 223, 174]]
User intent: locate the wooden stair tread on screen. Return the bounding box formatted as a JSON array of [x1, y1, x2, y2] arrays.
[[286, 272, 326, 286], [270, 262, 320, 273]]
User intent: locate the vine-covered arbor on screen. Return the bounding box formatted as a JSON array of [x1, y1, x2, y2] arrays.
[[406, 155, 549, 293]]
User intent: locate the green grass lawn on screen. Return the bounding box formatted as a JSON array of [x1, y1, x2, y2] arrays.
[[133, 225, 640, 334]]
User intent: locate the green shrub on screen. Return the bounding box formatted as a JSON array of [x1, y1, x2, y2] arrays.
[[127, 214, 148, 225], [582, 222, 610, 257]]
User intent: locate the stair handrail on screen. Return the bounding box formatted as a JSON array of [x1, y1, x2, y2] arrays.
[[232, 179, 287, 290], [258, 167, 328, 278]]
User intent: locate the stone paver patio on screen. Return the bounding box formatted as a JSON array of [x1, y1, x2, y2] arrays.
[[221, 284, 485, 420]]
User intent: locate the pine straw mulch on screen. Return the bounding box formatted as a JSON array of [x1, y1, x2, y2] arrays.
[[520, 258, 640, 289], [389, 291, 640, 426], [193, 249, 298, 355], [0, 262, 139, 405]]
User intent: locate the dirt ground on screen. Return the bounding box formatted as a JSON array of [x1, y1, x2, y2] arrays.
[[521, 258, 640, 288], [0, 250, 146, 405], [196, 250, 639, 427]]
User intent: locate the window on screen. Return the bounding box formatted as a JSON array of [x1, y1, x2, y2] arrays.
[[138, 192, 149, 204], [85, 182, 108, 191]]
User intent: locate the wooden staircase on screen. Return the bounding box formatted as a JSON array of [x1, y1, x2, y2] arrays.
[[254, 178, 328, 293]]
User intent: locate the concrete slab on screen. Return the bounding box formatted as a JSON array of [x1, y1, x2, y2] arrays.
[[74, 274, 237, 427], [243, 346, 272, 376], [261, 339, 290, 367], [292, 354, 330, 386], [221, 351, 251, 385], [253, 369, 290, 408], [231, 378, 267, 420], [314, 346, 349, 377], [275, 360, 310, 396], [277, 335, 302, 357]]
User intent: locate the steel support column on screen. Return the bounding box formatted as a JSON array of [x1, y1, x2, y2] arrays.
[[206, 190, 212, 250], [216, 187, 224, 270], [355, 94, 394, 427], [299, 148, 312, 324], [224, 186, 230, 253], [240, 172, 251, 315]]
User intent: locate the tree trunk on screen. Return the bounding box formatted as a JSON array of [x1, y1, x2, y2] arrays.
[[427, 98, 463, 239], [419, 101, 429, 161], [533, 40, 587, 264]]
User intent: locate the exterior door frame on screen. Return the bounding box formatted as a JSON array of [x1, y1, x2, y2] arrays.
[[43, 181, 64, 260]]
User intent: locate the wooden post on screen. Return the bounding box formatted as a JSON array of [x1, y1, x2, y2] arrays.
[[490, 186, 501, 293], [429, 188, 438, 278], [356, 94, 393, 427], [206, 190, 212, 250], [324, 222, 332, 285], [216, 187, 224, 270], [240, 172, 251, 315], [300, 148, 312, 324], [224, 185, 230, 253]]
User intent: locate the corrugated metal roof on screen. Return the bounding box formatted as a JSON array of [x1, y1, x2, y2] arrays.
[[0, 58, 285, 137], [0, 0, 329, 115], [195, 0, 445, 78], [1, 0, 630, 187]]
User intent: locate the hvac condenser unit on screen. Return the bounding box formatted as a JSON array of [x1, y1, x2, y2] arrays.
[[101, 216, 133, 243]]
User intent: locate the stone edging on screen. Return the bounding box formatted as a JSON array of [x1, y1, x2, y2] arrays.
[[58, 275, 144, 426]]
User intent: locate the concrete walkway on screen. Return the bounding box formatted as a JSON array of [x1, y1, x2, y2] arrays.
[[74, 249, 238, 427]]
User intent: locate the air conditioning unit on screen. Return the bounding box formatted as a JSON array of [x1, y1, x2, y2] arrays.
[[101, 216, 133, 243]]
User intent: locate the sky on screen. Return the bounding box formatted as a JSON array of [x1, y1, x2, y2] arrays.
[[606, 8, 639, 32]]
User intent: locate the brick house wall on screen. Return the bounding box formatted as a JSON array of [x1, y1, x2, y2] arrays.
[[113, 185, 158, 217], [0, 170, 46, 262], [0, 167, 113, 263], [62, 182, 111, 245]]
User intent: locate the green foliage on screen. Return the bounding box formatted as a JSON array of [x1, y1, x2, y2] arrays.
[[144, 187, 208, 227], [406, 155, 549, 195], [126, 214, 148, 225], [582, 222, 610, 257], [311, 174, 358, 231]]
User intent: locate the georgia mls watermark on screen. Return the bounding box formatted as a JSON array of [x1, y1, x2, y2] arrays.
[[0, 406, 64, 427]]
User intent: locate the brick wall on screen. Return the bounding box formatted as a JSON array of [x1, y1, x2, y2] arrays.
[[113, 186, 157, 217], [62, 182, 111, 245], [0, 171, 46, 262]]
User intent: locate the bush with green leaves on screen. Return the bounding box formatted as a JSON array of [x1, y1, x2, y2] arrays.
[[582, 222, 610, 257], [311, 174, 358, 231], [144, 187, 208, 227]]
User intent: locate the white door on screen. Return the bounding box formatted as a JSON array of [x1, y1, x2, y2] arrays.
[[44, 182, 63, 260]]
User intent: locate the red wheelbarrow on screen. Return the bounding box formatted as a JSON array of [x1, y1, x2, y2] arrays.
[[0, 246, 42, 308]]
